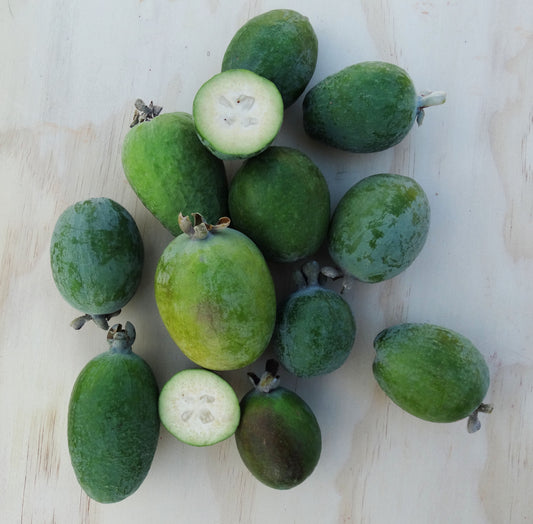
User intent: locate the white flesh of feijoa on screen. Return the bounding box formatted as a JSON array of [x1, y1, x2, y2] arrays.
[[158, 369, 240, 446], [193, 69, 284, 159]]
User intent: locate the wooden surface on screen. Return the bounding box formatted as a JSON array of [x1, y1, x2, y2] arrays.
[[1, 1, 532, 523]]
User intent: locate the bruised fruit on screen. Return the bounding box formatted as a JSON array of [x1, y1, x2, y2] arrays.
[[50, 197, 144, 329], [228, 146, 330, 262], [68, 323, 160, 503], [303, 61, 446, 153], [328, 173, 430, 283], [154, 213, 276, 371], [235, 360, 322, 489], [221, 9, 318, 107], [274, 261, 356, 377], [373, 322, 492, 432], [122, 102, 228, 235], [158, 368, 240, 446]]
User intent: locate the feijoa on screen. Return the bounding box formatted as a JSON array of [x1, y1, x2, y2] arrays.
[[68, 323, 160, 503], [228, 146, 330, 263], [122, 103, 228, 235], [192, 69, 284, 159], [373, 323, 492, 432], [154, 213, 276, 371], [235, 360, 322, 489], [221, 9, 318, 107], [328, 173, 431, 283], [50, 197, 144, 329], [303, 61, 446, 153], [274, 261, 356, 377]]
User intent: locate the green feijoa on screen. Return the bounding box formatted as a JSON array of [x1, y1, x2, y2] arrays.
[[303, 61, 446, 153], [50, 197, 144, 329], [221, 9, 318, 107], [122, 104, 228, 235], [275, 261, 356, 377], [373, 323, 492, 432], [328, 173, 430, 283], [154, 213, 276, 371], [235, 360, 322, 489], [68, 323, 160, 503], [228, 146, 330, 263], [192, 69, 284, 160]]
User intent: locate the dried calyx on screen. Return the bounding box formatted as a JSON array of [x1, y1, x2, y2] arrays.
[[178, 212, 231, 240], [248, 359, 281, 393], [129, 99, 163, 128], [107, 322, 136, 353], [70, 309, 121, 330], [466, 402, 494, 433]]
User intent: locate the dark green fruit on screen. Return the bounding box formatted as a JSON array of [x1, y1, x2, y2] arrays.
[[50, 197, 144, 329], [328, 173, 430, 283], [122, 104, 228, 235], [303, 61, 446, 153], [68, 323, 160, 503], [274, 261, 356, 377], [235, 360, 322, 489], [222, 9, 318, 107], [373, 323, 492, 432], [154, 213, 276, 371], [228, 146, 330, 263]]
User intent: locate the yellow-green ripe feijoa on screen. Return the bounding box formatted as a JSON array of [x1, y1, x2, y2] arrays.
[[373, 323, 491, 431], [328, 173, 430, 283]]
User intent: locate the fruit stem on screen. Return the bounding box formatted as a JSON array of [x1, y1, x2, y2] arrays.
[[466, 402, 494, 433], [107, 322, 136, 354], [70, 310, 121, 330], [248, 359, 280, 393], [416, 90, 447, 126], [129, 99, 163, 128], [178, 212, 231, 240]]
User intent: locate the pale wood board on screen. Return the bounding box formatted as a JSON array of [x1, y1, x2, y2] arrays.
[[1, 1, 532, 523]]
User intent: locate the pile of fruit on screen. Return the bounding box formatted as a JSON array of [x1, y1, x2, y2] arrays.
[[49, 9, 492, 504]]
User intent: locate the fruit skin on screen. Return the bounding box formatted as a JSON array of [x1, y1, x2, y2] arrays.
[[303, 61, 419, 153], [373, 323, 490, 423], [154, 215, 276, 371], [235, 363, 321, 489], [122, 112, 228, 235], [328, 173, 430, 283], [228, 146, 330, 263], [67, 323, 160, 503], [222, 9, 318, 108], [50, 197, 144, 316]]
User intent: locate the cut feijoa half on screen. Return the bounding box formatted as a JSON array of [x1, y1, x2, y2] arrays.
[[159, 368, 240, 446], [192, 69, 284, 159]]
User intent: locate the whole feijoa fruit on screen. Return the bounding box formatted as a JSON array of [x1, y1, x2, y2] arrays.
[[68, 323, 160, 503], [373, 323, 492, 432], [328, 173, 430, 283], [192, 69, 284, 159], [154, 213, 276, 371], [122, 103, 228, 235], [221, 9, 318, 107], [274, 261, 356, 377], [50, 197, 144, 329], [235, 360, 322, 489], [303, 61, 446, 153], [158, 368, 240, 446], [228, 146, 330, 263]]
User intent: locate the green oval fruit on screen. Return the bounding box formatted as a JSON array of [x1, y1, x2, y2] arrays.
[[158, 368, 240, 446], [228, 146, 330, 263], [373, 323, 491, 427], [122, 108, 228, 235], [222, 9, 318, 108], [235, 360, 322, 489], [154, 213, 276, 371], [68, 323, 160, 503], [50, 197, 144, 325], [303, 61, 446, 153], [328, 173, 430, 283], [275, 261, 356, 377]]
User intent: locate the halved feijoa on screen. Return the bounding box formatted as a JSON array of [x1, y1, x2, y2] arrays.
[[303, 61, 446, 153], [228, 146, 330, 262], [50, 197, 144, 329], [328, 173, 430, 283], [192, 69, 284, 159], [221, 9, 318, 107], [158, 368, 240, 446], [373, 323, 492, 431]]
